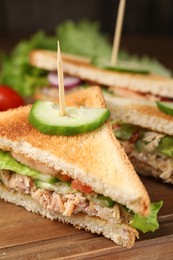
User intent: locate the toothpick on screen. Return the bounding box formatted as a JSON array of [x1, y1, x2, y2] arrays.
[[57, 41, 66, 116], [111, 0, 126, 66]]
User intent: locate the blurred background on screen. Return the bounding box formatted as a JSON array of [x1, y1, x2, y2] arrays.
[[0, 0, 173, 69], [0, 0, 173, 36]]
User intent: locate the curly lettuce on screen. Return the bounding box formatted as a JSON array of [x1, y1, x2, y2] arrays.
[[131, 201, 163, 233], [56, 20, 112, 59], [0, 31, 57, 96], [0, 20, 172, 97]]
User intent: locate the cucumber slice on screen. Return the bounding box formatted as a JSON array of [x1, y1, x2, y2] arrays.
[[91, 57, 150, 74], [90, 194, 115, 208], [105, 60, 150, 74], [35, 180, 73, 194], [156, 101, 173, 117], [29, 101, 110, 136]]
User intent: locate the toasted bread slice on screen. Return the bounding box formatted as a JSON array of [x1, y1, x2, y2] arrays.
[[0, 87, 149, 216], [30, 50, 173, 98], [105, 93, 173, 136]]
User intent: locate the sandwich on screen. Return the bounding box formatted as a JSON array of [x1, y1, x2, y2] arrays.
[[105, 92, 173, 183], [0, 87, 161, 248], [29, 49, 173, 101]]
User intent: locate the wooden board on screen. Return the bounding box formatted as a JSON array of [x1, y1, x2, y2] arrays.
[[0, 176, 173, 259]]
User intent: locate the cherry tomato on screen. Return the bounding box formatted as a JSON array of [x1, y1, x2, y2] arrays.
[[71, 179, 93, 193], [0, 85, 24, 111]]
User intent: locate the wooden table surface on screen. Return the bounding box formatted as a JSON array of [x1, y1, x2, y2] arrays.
[[0, 36, 173, 259]]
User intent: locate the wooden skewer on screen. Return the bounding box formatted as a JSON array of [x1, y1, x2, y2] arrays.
[[57, 41, 66, 116], [111, 0, 126, 66]]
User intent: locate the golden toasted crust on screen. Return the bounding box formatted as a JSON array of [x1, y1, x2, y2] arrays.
[[30, 50, 173, 97], [0, 87, 150, 216], [105, 94, 173, 136]]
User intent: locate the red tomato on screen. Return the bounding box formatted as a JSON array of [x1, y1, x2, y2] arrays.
[[71, 179, 93, 193], [57, 174, 71, 182], [0, 85, 24, 111], [130, 132, 140, 143]]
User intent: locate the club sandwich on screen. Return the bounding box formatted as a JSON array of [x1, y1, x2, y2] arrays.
[[29, 50, 173, 101], [105, 93, 173, 183], [0, 87, 161, 248]]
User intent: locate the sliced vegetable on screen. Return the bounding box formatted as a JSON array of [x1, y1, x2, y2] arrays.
[[115, 124, 138, 140], [156, 101, 173, 117], [71, 179, 93, 193], [92, 57, 150, 74], [131, 201, 163, 233], [48, 72, 81, 89], [105, 60, 150, 74], [35, 180, 73, 194], [0, 150, 58, 184], [0, 85, 24, 111], [158, 136, 173, 157], [29, 101, 110, 136], [91, 194, 115, 208]]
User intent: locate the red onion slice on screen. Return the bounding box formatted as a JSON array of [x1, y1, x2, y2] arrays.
[[48, 72, 81, 89]]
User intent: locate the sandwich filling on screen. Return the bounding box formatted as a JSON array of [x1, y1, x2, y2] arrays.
[[35, 83, 173, 104], [0, 150, 161, 234], [113, 122, 173, 183], [0, 150, 132, 224]]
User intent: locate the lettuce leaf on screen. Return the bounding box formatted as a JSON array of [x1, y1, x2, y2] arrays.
[[56, 20, 112, 59], [115, 124, 138, 140], [118, 50, 172, 78], [0, 31, 56, 96], [158, 136, 173, 157], [131, 201, 163, 233], [0, 150, 58, 183], [0, 20, 172, 97]]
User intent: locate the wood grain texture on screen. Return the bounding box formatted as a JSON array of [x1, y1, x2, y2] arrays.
[[0, 176, 173, 259]]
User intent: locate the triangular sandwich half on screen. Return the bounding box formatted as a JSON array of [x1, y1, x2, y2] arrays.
[[30, 49, 173, 101], [0, 87, 150, 248], [105, 93, 173, 183]]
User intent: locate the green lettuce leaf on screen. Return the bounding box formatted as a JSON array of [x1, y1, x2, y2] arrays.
[[0, 20, 172, 97], [0, 150, 58, 183], [158, 136, 173, 157], [118, 50, 172, 78], [56, 20, 112, 59], [92, 50, 172, 77], [115, 124, 138, 140], [131, 201, 163, 233], [0, 31, 56, 96]]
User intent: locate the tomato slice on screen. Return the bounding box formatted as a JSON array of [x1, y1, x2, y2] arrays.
[[57, 173, 71, 182], [71, 179, 93, 193], [0, 85, 24, 111]]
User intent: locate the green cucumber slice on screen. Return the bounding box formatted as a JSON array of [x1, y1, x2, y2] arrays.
[[105, 60, 150, 74], [0, 150, 58, 184], [35, 180, 73, 194], [156, 101, 173, 117], [90, 194, 115, 208], [91, 57, 150, 74], [115, 124, 138, 140], [158, 136, 173, 157], [29, 101, 110, 136]]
